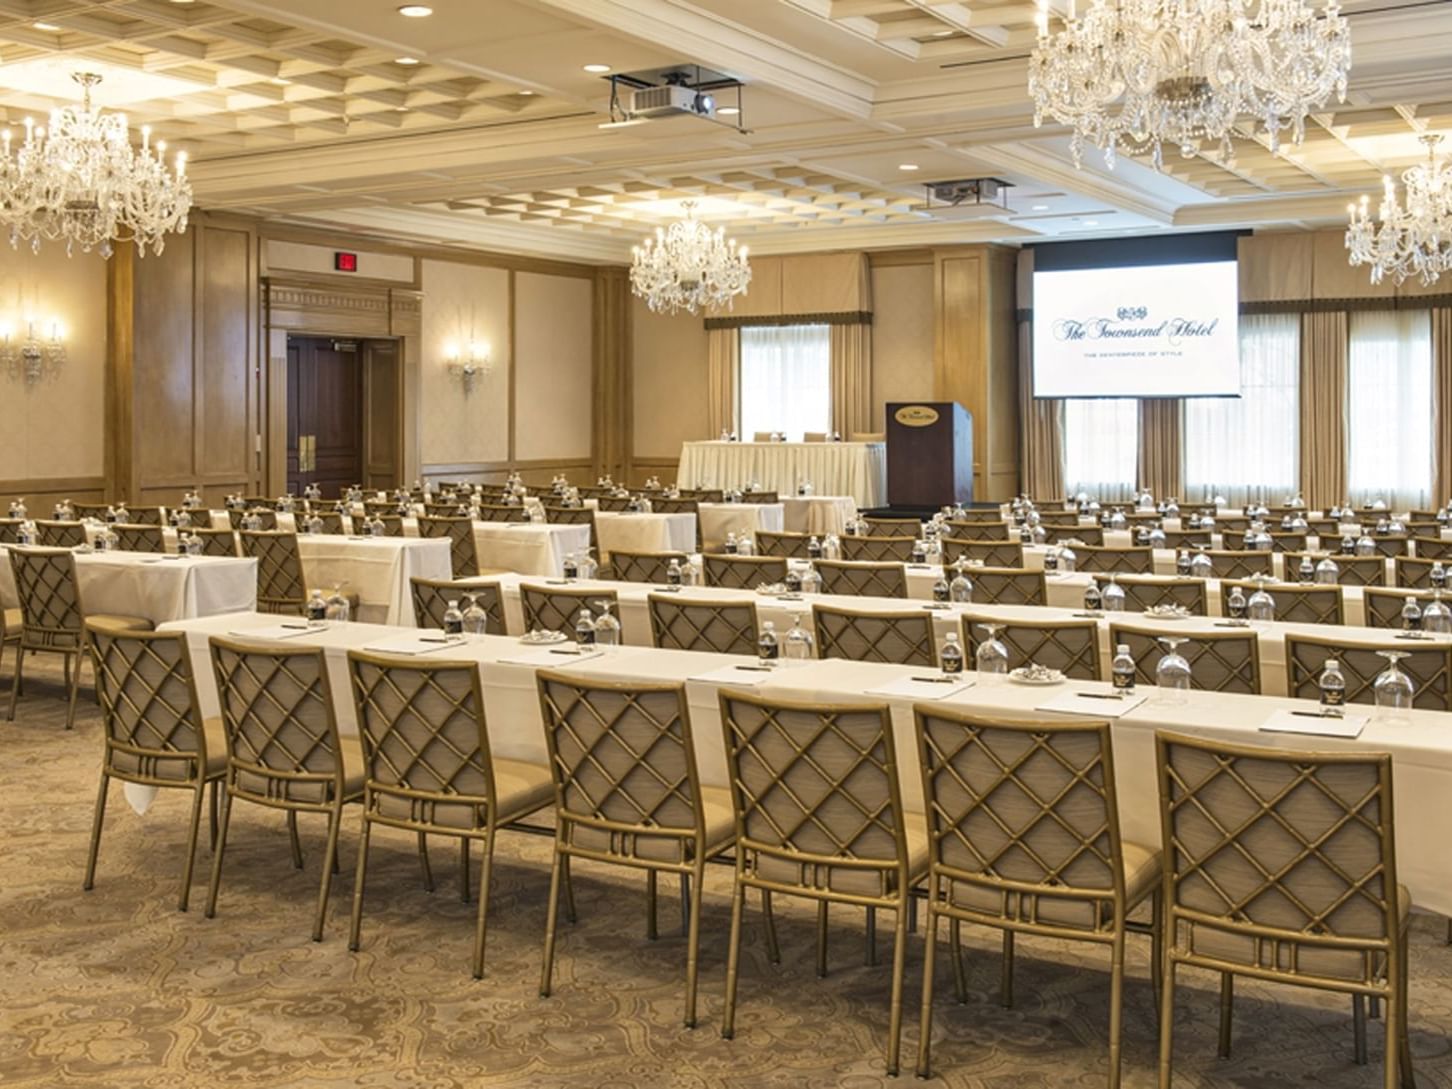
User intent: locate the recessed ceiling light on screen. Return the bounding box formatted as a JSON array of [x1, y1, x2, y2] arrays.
[[717, 106, 739, 115], [583, 63, 611, 73], [397, 4, 433, 16], [1082, 219, 1099, 227], [898, 163, 919, 171], [518, 89, 536, 95], [1032, 204, 1050, 211], [32, 21, 60, 31], [933, 29, 954, 37], [395, 56, 420, 66]]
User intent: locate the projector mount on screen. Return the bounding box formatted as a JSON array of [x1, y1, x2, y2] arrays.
[[601, 64, 749, 133]]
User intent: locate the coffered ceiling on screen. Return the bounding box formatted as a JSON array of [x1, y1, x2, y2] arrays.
[[0, 0, 1450, 262]]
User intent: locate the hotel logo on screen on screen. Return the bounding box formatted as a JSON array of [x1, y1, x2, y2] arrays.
[[1051, 303, 1219, 346]]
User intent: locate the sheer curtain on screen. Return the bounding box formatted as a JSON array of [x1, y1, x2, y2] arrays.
[[1062, 398, 1138, 500], [1183, 313, 1300, 505], [1348, 309, 1434, 509], [738, 324, 832, 439]]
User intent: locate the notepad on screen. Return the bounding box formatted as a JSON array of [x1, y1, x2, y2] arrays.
[[497, 646, 605, 667], [1035, 691, 1147, 718], [360, 633, 468, 656], [226, 622, 324, 641], [865, 675, 974, 701], [689, 663, 780, 686], [1259, 708, 1368, 739]]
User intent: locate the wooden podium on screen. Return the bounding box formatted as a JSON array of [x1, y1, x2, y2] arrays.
[[886, 402, 974, 507]]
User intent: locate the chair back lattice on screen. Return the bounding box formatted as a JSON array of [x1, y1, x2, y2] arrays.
[[209, 637, 348, 806], [611, 550, 690, 584], [1156, 731, 1399, 985], [815, 559, 908, 599], [113, 523, 166, 553], [521, 584, 619, 640], [756, 531, 814, 559], [812, 604, 935, 667], [1043, 524, 1104, 547], [227, 508, 279, 531], [1285, 552, 1386, 588], [944, 520, 1012, 542], [410, 577, 504, 634], [743, 491, 780, 504], [594, 495, 632, 512], [1370, 536, 1411, 558], [945, 509, 1005, 524], [416, 515, 480, 578], [424, 502, 470, 518], [681, 489, 725, 503], [916, 710, 1124, 932], [719, 689, 908, 897], [839, 535, 916, 563], [1223, 581, 1344, 625], [191, 528, 239, 557], [1161, 530, 1214, 551], [238, 530, 308, 615], [10, 547, 83, 648], [863, 516, 922, 537], [37, 520, 87, 548], [537, 672, 704, 860], [1107, 623, 1261, 694], [475, 503, 529, 524], [1072, 544, 1155, 575], [941, 538, 1024, 568], [71, 503, 111, 521], [966, 566, 1047, 607], [1363, 588, 1431, 630], [348, 652, 499, 830], [1284, 633, 1452, 711], [649, 595, 760, 655], [544, 506, 599, 551], [704, 553, 789, 589], [363, 499, 401, 514], [88, 620, 209, 784], [1396, 556, 1443, 589], [1267, 531, 1309, 553], [367, 514, 406, 537], [1091, 575, 1207, 615], [1413, 536, 1452, 561], [311, 511, 347, 534], [1200, 549, 1274, 581], [964, 615, 1101, 680], [0, 518, 20, 544]]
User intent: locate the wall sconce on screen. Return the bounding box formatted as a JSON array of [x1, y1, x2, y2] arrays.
[[445, 339, 490, 395], [1, 318, 65, 385]]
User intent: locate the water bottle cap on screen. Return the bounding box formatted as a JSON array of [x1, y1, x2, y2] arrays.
[[1116, 644, 1129, 655]]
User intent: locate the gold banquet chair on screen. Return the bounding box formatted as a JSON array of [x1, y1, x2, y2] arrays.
[[1363, 588, 1430, 630], [815, 559, 908, 598], [718, 689, 927, 1075], [756, 530, 814, 559], [239, 529, 361, 616], [964, 615, 1102, 681], [36, 519, 87, 548], [84, 619, 226, 911], [475, 502, 530, 524], [1284, 632, 1452, 711], [914, 709, 1161, 1086], [648, 594, 760, 656], [521, 584, 619, 640], [703, 553, 788, 589], [7, 546, 154, 730], [410, 576, 504, 634], [1091, 574, 1208, 615], [1107, 623, 1261, 694], [941, 537, 1024, 568], [417, 514, 482, 578], [1200, 548, 1274, 581], [863, 516, 922, 537], [611, 549, 690, 584], [1285, 552, 1386, 588], [191, 527, 239, 557], [1396, 556, 1443, 590], [811, 603, 936, 667], [839, 534, 917, 564], [946, 519, 1013, 542], [206, 637, 365, 941], [967, 566, 1047, 606], [227, 507, 279, 531], [112, 523, 167, 553], [1155, 732, 1413, 1089], [536, 672, 735, 1026], [1412, 535, 1452, 561], [1072, 544, 1156, 575], [1222, 580, 1344, 625], [348, 652, 553, 978]]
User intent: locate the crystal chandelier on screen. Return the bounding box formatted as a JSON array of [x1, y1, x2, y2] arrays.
[[629, 201, 751, 315], [1346, 135, 1452, 286], [0, 73, 192, 258], [1029, 0, 1351, 170]]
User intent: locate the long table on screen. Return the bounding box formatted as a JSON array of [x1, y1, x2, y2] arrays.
[[679, 441, 886, 508], [162, 610, 1452, 916]]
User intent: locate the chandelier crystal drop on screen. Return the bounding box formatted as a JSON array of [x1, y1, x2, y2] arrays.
[[0, 73, 192, 258], [629, 201, 751, 315], [1346, 135, 1452, 287], [1028, 0, 1351, 171]]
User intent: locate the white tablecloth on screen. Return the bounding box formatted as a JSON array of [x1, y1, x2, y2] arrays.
[[593, 511, 696, 559], [698, 502, 785, 551], [0, 548, 256, 624], [782, 496, 858, 537], [296, 536, 451, 625], [679, 441, 886, 508], [399, 519, 592, 579], [161, 610, 1452, 915]]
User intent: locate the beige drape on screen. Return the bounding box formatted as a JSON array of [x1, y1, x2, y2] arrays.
[[1434, 308, 1452, 502], [1016, 319, 1063, 499], [1299, 312, 1348, 509], [706, 327, 739, 437], [1137, 399, 1183, 499], [830, 323, 873, 438]]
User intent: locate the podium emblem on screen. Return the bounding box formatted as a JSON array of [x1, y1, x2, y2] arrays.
[[893, 405, 939, 427]]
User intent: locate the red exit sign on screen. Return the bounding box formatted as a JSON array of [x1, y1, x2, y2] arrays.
[[334, 251, 358, 272]]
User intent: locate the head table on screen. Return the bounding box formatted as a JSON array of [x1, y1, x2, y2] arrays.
[[678, 440, 885, 509], [161, 609, 1452, 917]]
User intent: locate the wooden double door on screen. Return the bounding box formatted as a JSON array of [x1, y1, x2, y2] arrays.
[[286, 336, 400, 499]]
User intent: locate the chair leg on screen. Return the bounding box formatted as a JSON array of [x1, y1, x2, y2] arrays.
[[864, 905, 877, 967], [459, 837, 471, 904], [1398, 938, 1416, 1089], [286, 810, 304, 870], [1001, 929, 1015, 1008], [205, 789, 235, 919], [680, 872, 691, 936], [1150, 891, 1165, 1010], [64, 651, 80, 730], [540, 845, 565, 998], [762, 889, 781, 964], [1107, 932, 1126, 1089], [177, 784, 206, 913], [208, 780, 220, 852], [417, 831, 434, 892], [647, 869, 659, 941], [348, 818, 373, 952], [1383, 988, 1401, 1089], [1371, 995, 1382, 1020], [1158, 959, 1178, 1089], [562, 854, 577, 924], [885, 900, 909, 1077], [83, 772, 110, 891], [950, 918, 968, 1004], [471, 834, 495, 980], [6, 639, 22, 720], [816, 901, 829, 978], [1354, 995, 1369, 1065], [311, 809, 341, 942], [915, 892, 941, 1078], [721, 875, 747, 1040], [683, 862, 705, 1029], [1217, 972, 1234, 1059]]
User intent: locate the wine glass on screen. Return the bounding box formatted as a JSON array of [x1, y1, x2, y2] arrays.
[[1155, 637, 1192, 705], [1373, 650, 1415, 714], [1247, 574, 1276, 624], [975, 623, 1009, 680]]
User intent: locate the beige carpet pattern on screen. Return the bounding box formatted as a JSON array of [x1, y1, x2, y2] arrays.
[[2, 655, 1451, 1088]]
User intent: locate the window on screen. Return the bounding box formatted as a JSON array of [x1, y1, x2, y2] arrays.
[[1348, 310, 1434, 509], [738, 324, 831, 440], [1183, 313, 1300, 505], [1062, 398, 1138, 500]]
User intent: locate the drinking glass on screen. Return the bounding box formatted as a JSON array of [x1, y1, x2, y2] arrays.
[[975, 623, 1009, 680], [1373, 650, 1415, 713], [1155, 637, 1192, 705]]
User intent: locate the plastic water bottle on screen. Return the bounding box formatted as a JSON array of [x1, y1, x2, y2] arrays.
[[1175, 549, 1192, 577], [1083, 579, 1103, 612], [932, 572, 950, 602], [757, 620, 779, 665], [563, 552, 579, 581], [807, 535, 823, 560], [306, 590, 328, 625], [442, 600, 464, 638], [940, 632, 964, 675], [462, 594, 488, 635], [1226, 585, 1248, 621], [724, 531, 739, 555], [1297, 554, 1315, 583], [575, 607, 597, 645], [1318, 658, 1346, 717], [1432, 563, 1447, 591], [666, 559, 682, 586], [1111, 643, 1136, 694], [784, 566, 803, 593]]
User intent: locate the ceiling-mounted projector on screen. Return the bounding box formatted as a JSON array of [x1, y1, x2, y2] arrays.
[[598, 63, 745, 131], [630, 84, 716, 119]]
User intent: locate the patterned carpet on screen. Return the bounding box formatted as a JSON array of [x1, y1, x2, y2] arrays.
[[2, 654, 1450, 1089]]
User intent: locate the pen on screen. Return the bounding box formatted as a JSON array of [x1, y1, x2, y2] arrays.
[[279, 623, 309, 630], [735, 665, 772, 672], [418, 636, 450, 644], [1074, 692, 1126, 700], [1290, 710, 1337, 719], [911, 676, 956, 684], [549, 648, 584, 655]]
